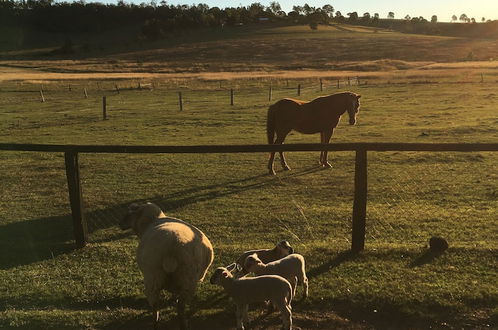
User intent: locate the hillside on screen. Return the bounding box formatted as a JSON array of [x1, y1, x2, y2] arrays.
[[1, 24, 498, 83]]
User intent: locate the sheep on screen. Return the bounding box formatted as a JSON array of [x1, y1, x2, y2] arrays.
[[119, 202, 214, 330], [234, 240, 294, 277], [244, 253, 308, 300], [210, 266, 293, 330]]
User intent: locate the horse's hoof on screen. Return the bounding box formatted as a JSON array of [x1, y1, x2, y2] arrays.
[[269, 170, 276, 175], [283, 165, 291, 171], [322, 162, 332, 168]]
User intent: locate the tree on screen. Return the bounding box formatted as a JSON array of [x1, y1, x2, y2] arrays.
[[292, 5, 303, 16], [388, 11, 394, 19], [481, 17, 486, 22], [268, 2, 281, 15], [363, 12, 371, 20], [431, 15, 437, 23], [451, 15, 457, 22], [459, 13, 468, 22], [471, 17, 476, 23], [347, 11, 358, 21], [321, 4, 334, 18], [404, 14, 411, 21]]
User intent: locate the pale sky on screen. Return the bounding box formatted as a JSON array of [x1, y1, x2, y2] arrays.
[[156, 0, 498, 22]]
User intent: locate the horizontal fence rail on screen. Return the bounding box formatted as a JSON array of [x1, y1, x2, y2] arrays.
[[2, 143, 498, 153], [2, 142, 497, 249]]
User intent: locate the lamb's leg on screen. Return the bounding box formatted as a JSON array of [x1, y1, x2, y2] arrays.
[[143, 274, 163, 329], [177, 297, 188, 330], [302, 276, 309, 300], [277, 300, 292, 330], [236, 304, 246, 330]]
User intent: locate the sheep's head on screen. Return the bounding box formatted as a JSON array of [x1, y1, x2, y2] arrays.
[[119, 202, 165, 236], [210, 267, 232, 285], [276, 240, 294, 256], [243, 253, 263, 272]]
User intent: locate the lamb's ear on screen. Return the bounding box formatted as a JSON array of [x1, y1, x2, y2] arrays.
[[236, 263, 242, 272], [128, 203, 141, 212], [222, 270, 229, 278]]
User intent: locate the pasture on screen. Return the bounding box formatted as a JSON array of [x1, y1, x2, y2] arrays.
[[0, 75, 497, 329]]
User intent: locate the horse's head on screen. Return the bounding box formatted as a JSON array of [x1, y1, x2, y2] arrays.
[[346, 93, 361, 125]]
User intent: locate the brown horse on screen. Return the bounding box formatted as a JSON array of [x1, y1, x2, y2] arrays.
[[267, 91, 361, 175]]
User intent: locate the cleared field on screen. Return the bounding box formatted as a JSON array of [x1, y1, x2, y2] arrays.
[[0, 76, 497, 329]]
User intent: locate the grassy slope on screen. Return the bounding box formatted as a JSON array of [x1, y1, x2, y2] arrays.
[[0, 77, 497, 329], [2, 24, 498, 75]]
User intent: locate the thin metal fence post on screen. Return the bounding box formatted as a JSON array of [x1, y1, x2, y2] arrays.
[[64, 152, 88, 248], [178, 92, 183, 111], [230, 89, 234, 106], [102, 96, 107, 120], [297, 84, 301, 96], [352, 149, 367, 252]]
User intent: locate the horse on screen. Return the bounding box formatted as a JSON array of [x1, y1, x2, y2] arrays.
[[266, 91, 361, 175]]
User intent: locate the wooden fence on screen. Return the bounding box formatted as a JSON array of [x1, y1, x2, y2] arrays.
[[1, 142, 497, 251]]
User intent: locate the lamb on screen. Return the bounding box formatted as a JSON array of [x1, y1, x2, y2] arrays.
[[234, 240, 294, 277], [210, 266, 293, 330], [119, 202, 214, 330], [244, 253, 308, 300]]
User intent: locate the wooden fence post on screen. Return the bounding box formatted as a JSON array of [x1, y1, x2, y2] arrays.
[[352, 149, 367, 252], [268, 85, 273, 102], [178, 92, 183, 111], [115, 84, 120, 94], [64, 152, 88, 248], [40, 90, 45, 103], [102, 96, 107, 120], [297, 84, 301, 96], [230, 89, 234, 106], [337, 80, 340, 88], [320, 78, 323, 91], [84, 88, 88, 99], [348, 77, 351, 86]]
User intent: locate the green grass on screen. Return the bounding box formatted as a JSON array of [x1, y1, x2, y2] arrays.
[[0, 78, 497, 329]]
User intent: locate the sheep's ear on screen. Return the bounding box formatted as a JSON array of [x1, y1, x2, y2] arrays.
[[356, 94, 361, 99], [222, 271, 229, 278], [236, 264, 242, 272]]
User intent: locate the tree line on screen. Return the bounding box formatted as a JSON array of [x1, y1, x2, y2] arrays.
[[1, 0, 496, 39]]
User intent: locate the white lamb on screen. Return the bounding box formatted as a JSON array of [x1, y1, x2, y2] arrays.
[[119, 202, 214, 330], [244, 253, 308, 300], [210, 266, 293, 330], [234, 240, 294, 277]]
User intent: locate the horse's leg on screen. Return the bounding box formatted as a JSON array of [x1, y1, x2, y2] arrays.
[[268, 150, 277, 175], [319, 132, 325, 166], [322, 128, 334, 168], [275, 132, 291, 171]]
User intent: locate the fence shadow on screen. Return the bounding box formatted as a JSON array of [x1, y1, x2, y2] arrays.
[[0, 214, 75, 270], [307, 250, 358, 279]]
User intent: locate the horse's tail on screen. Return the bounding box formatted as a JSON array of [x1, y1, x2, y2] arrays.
[[267, 104, 277, 145]]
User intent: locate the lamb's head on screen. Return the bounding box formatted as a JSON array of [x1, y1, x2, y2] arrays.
[[276, 240, 294, 256], [243, 253, 263, 272], [210, 267, 233, 285], [119, 202, 165, 236]]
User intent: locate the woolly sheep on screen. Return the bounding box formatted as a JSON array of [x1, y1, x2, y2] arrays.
[[234, 240, 294, 277], [210, 266, 293, 330], [244, 253, 308, 300], [119, 202, 214, 330]]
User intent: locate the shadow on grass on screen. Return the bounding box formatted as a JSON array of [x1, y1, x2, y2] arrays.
[[1, 166, 325, 269], [409, 249, 446, 268], [0, 214, 75, 270], [307, 250, 358, 279]]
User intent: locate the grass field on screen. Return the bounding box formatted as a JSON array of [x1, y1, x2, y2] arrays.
[[1, 24, 497, 330]]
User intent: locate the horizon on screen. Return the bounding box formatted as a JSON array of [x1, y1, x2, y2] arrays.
[[98, 0, 497, 23]]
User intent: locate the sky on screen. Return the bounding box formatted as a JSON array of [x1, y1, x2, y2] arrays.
[[153, 0, 498, 22]]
